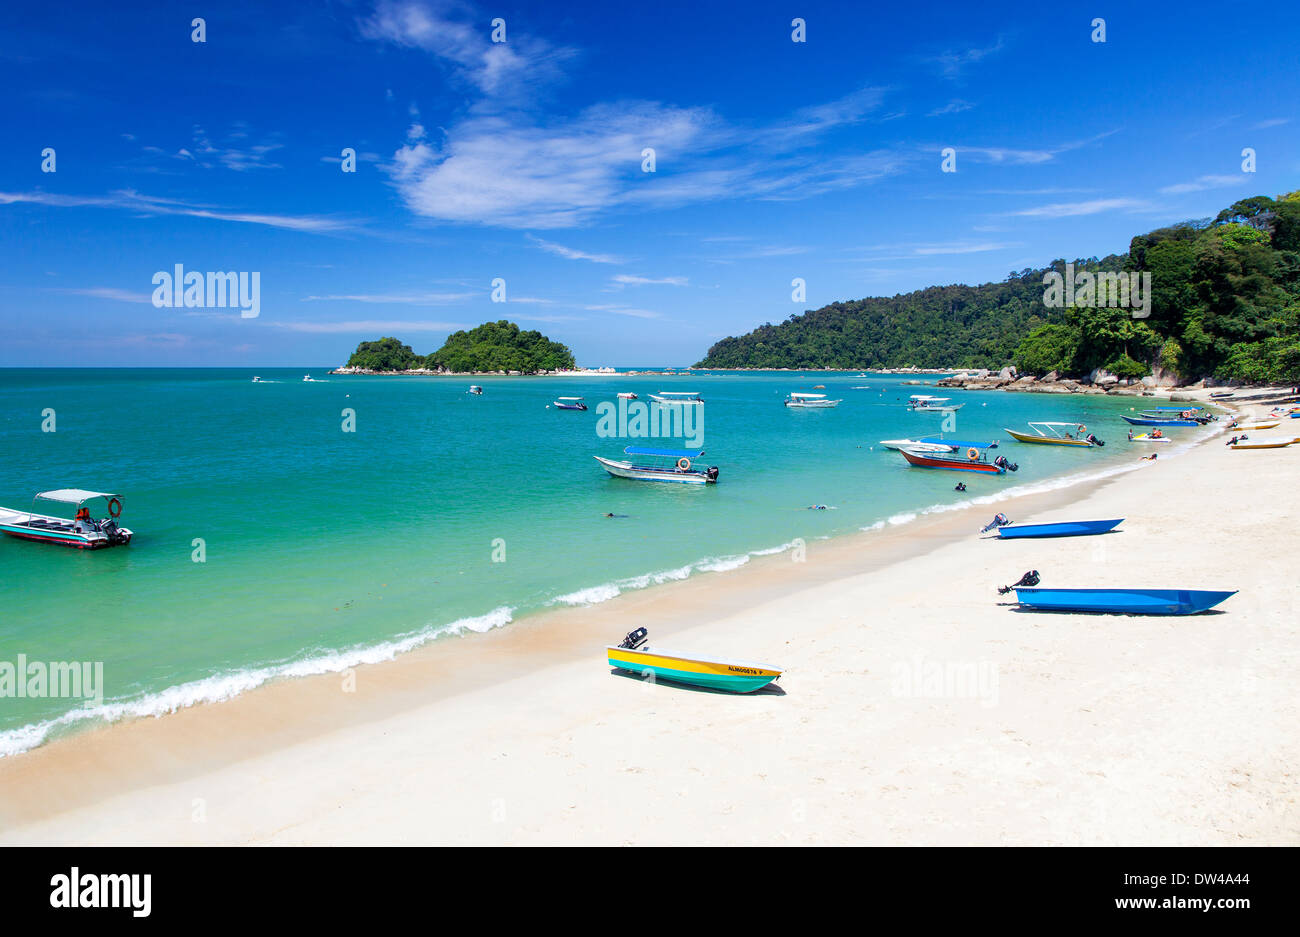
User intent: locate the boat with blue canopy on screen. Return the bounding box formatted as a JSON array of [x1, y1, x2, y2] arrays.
[[594, 446, 719, 484], [1013, 587, 1236, 615]]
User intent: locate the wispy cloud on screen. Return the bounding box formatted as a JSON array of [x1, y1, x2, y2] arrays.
[[583, 303, 661, 319], [911, 241, 1018, 255], [269, 319, 465, 333], [1251, 117, 1290, 130], [610, 274, 687, 287], [526, 234, 624, 264], [1, 189, 355, 234], [928, 99, 975, 117], [55, 286, 153, 303], [301, 292, 474, 304], [1014, 198, 1150, 218], [1159, 174, 1247, 195], [925, 38, 1005, 79]]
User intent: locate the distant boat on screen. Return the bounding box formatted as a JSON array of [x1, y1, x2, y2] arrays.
[[649, 391, 704, 405], [907, 394, 963, 412], [594, 446, 718, 484], [1013, 587, 1236, 616], [252, 375, 263, 383], [608, 628, 781, 693], [784, 392, 841, 408], [468, 385, 483, 395], [1004, 421, 1102, 447], [997, 518, 1124, 539], [617, 392, 638, 399], [900, 446, 1016, 474], [0, 489, 134, 549], [1122, 415, 1201, 427], [553, 396, 588, 410]]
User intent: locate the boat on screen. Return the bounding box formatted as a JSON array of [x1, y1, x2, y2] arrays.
[[996, 518, 1124, 539], [1210, 391, 1235, 399], [907, 394, 963, 412], [0, 490, 134, 549], [1229, 438, 1293, 450], [252, 375, 263, 383], [900, 446, 1016, 474], [617, 392, 638, 400], [1128, 431, 1171, 443], [302, 374, 326, 382], [1004, 421, 1103, 447], [553, 396, 588, 411], [468, 385, 483, 395], [594, 446, 719, 484], [607, 628, 781, 693], [1013, 587, 1236, 615], [1139, 406, 1203, 416], [1235, 421, 1280, 430], [879, 436, 996, 452], [649, 391, 704, 405], [784, 392, 841, 408], [1122, 415, 1202, 427]]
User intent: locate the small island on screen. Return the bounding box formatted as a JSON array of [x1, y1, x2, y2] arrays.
[[334, 320, 577, 375]]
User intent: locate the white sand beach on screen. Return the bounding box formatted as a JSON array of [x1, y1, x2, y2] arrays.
[[2, 398, 1297, 845]]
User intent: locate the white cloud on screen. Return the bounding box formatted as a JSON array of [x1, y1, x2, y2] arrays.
[[270, 319, 465, 333], [610, 274, 688, 287], [1014, 198, 1150, 218], [925, 39, 1005, 79], [301, 292, 474, 304], [928, 99, 975, 117], [57, 287, 153, 303], [1159, 174, 1248, 195], [1252, 117, 1290, 130], [526, 234, 624, 264]]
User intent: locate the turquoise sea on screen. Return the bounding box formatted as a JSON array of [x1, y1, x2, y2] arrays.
[[0, 368, 1167, 753]]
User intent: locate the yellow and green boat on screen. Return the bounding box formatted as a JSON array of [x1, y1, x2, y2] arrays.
[[607, 629, 783, 693], [1004, 421, 1103, 447]]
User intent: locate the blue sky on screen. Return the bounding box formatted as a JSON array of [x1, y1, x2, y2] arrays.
[[2, 0, 1297, 366]]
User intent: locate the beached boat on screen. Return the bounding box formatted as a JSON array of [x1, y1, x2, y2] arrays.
[[649, 391, 704, 405], [1013, 587, 1236, 615], [1229, 438, 1293, 450], [553, 396, 588, 411], [784, 392, 841, 408], [907, 394, 964, 412], [1235, 421, 1280, 430], [607, 628, 781, 693], [900, 446, 1016, 474], [996, 518, 1124, 539], [1128, 431, 1171, 443], [1004, 421, 1103, 447], [0, 490, 134, 549], [594, 446, 719, 484], [468, 385, 483, 395]]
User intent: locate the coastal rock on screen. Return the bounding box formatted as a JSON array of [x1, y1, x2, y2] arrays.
[[1061, 380, 1080, 391], [1042, 370, 1059, 383], [998, 366, 1017, 380], [1014, 375, 1037, 384]]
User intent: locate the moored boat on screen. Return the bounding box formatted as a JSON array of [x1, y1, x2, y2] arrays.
[[784, 392, 841, 408], [1122, 415, 1201, 427], [900, 446, 1016, 474], [907, 394, 963, 412], [607, 628, 781, 693], [880, 435, 997, 452], [617, 392, 638, 400], [594, 446, 719, 484], [649, 391, 703, 405], [1128, 429, 1170, 442], [0, 489, 134, 549], [996, 518, 1124, 539], [553, 396, 588, 410], [1013, 587, 1236, 615], [468, 385, 483, 395], [1004, 421, 1103, 447]]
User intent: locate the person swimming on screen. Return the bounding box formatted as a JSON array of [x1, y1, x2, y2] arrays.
[[954, 483, 967, 492]]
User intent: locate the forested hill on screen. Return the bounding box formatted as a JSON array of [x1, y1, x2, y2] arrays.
[[695, 192, 1300, 383], [344, 320, 576, 373]]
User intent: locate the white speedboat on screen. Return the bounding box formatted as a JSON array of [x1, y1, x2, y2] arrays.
[[649, 391, 703, 405], [0, 489, 134, 549], [594, 447, 718, 484], [784, 392, 841, 408], [879, 438, 955, 452], [908, 394, 963, 412]]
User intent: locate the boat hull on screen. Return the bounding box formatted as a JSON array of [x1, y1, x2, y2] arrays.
[[1004, 428, 1093, 447], [900, 449, 1004, 473], [785, 400, 841, 408], [1014, 587, 1236, 615], [997, 518, 1123, 539], [0, 521, 132, 549], [607, 646, 781, 693], [1122, 416, 1200, 427], [593, 456, 715, 484]]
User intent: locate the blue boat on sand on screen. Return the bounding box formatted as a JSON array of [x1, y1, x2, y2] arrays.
[[1013, 587, 1236, 615], [997, 518, 1123, 539]]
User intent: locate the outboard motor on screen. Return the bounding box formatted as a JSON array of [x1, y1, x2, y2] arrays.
[[706, 466, 720, 482], [998, 569, 1040, 595], [993, 455, 1019, 472], [618, 627, 648, 650], [1086, 433, 1105, 447], [980, 513, 1011, 533]]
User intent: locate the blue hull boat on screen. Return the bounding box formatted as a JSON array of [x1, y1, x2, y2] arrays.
[[1122, 415, 1200, 427], [1014, 587, 1236, 615], [997, 518, 1123, 539]]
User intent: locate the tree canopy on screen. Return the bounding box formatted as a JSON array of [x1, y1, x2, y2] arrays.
[[696, 191, 1300, 384]]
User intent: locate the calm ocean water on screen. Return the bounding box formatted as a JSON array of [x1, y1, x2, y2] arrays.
[[0, 368, 1167, 753]]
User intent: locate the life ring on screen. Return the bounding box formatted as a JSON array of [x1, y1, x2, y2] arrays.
[[1180, 410, 1193, 419], [1077, 424, 1086, 434], [966, 447, 980, 461], [676, 457, 691, 471], [107, 498, 122, 518]]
